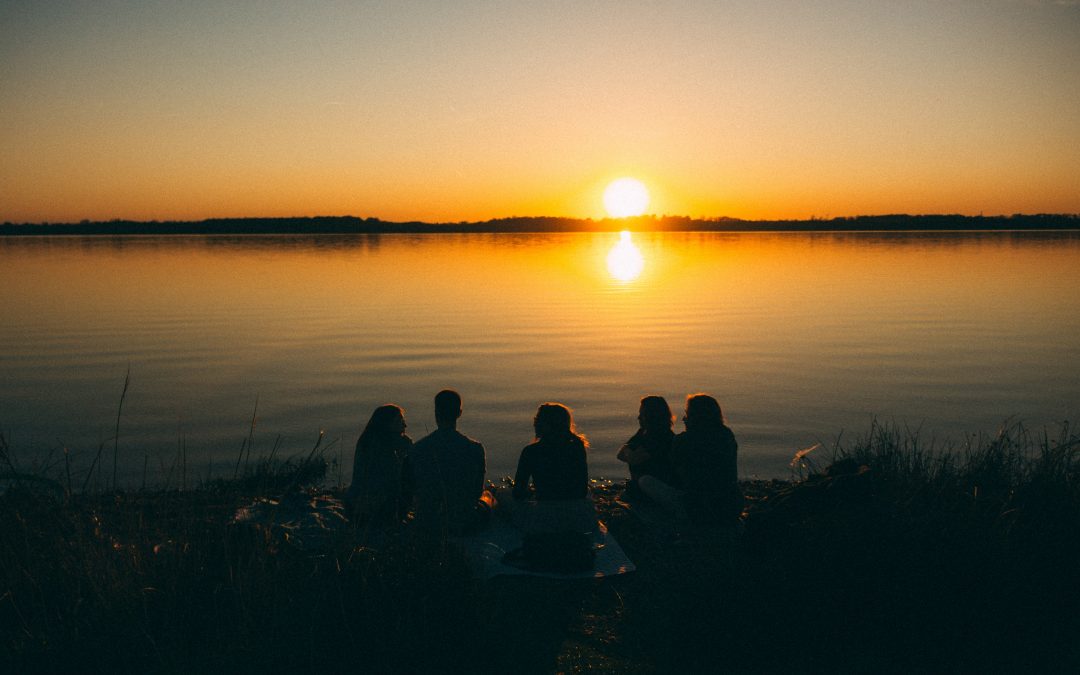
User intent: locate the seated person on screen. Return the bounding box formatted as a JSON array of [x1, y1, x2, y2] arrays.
[[347, 404, 412, 528], [616, 395, 676, 498], [406, 389, 491, 536], [500, 402, 596, 536], [639, 393, 741, 526]]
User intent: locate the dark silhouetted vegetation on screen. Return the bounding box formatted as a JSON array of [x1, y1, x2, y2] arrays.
[[2, 421, 1079, 672], [1, 213, 1078, 236]]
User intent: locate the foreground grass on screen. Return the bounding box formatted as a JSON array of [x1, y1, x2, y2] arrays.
[[2, 422, 1079, 673], [711, 421, 1080, 672]]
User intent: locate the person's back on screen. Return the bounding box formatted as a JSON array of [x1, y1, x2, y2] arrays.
[[348, 404, 412, 527], [501, 403, 597, 551], [618, 396, 677, 493], [409, 427, 485, 533], [671, 422, 739, 522], [350, 434, 410, 501], [512, 434, 589, 502], [406, 389, 488, 535], [625, 426, 676, 485]]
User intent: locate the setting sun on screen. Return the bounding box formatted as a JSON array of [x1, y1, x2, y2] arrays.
[[603, 178, 650, 218]]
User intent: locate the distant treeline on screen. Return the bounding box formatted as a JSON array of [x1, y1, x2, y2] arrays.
[[2, 213, 1078, 235]]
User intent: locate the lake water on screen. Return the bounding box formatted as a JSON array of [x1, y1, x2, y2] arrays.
[[2, 231, 1079, 487]]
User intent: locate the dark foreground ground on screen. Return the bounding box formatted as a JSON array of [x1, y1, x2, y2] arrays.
[[3, 423, 1079, 673]]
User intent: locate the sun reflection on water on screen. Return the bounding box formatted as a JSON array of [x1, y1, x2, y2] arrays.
[[606, 231, 645, 282]]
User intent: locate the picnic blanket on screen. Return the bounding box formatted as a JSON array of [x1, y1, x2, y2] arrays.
[[454, 520, 635, 580]]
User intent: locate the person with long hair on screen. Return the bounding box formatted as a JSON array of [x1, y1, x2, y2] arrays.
[[616, 395, 676, 498], [502, 402, 596, 536], [347, 404, 412, 527], [640, 393, 741, 525], [675, 393, 740, 521]]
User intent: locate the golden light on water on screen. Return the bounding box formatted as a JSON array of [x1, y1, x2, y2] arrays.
[[603, 178, 650, 218], [606, 230, 645, 282]]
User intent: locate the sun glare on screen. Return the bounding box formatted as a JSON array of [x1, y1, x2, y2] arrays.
[[603, 178, 650, 218], [607, 230, 645, 282]]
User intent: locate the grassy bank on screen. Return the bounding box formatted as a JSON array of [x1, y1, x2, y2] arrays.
[[2, 422, 1079, 673]]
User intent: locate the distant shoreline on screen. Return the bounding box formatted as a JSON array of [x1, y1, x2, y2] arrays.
[[2, 213, 1079, 236]]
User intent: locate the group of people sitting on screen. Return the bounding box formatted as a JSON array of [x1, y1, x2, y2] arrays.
[[345, 389, 740, 539]]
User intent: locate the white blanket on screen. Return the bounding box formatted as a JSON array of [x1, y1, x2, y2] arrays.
[[454, 520, 636, 580]]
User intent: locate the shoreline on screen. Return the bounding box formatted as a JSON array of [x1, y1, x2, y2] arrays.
[[3, 422, 1078, 671], [3, 213, 1079, 236]]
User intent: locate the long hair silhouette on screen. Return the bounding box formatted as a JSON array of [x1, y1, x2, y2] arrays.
[[533, 402, 588, 448], [357, 404, 405, 455], [638, 395, 674, 432], [683, 394, 724, 431]]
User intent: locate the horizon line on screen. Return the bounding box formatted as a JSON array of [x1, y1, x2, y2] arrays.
[[5, 212, 1080, 229]]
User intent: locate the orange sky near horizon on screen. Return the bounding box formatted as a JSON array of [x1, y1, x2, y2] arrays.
[[2, 2, 1079, 224]]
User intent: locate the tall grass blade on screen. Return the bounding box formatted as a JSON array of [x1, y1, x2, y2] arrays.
[[111, 366, 131, 491], [63, 446, 72, 498], [233, 395, 259, 480], [82, 438, 106, 493]]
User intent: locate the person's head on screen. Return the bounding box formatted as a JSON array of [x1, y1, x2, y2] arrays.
[[434, 389, 462, 429], [638, 395, 674, 432], [683, 394, 724, 432], [361, 404, 406, 443], [533, 402, 587, 447]]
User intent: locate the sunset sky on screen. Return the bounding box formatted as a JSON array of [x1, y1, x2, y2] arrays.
[[2, 1, 1078, 223]]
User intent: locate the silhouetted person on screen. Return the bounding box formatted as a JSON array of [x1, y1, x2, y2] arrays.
[[406, 389, 491, 536], [639, 393, 741, 526], [500, 402, 596, 535], [347, 404, 412, 527], [616, 395, 676, 498]]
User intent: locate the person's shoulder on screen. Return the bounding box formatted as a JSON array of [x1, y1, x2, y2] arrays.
[[467, 435, 485, 454], [651, 428, 675, 444], [515, 442, 539, 468], [412, 430, 440, 448], [671, 431, 691, 454], [559, 435, 587, 457], [455, 429, 484, 448]]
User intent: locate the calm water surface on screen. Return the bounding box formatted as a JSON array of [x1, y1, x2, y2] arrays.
[[2, 232, 1079, 485]]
